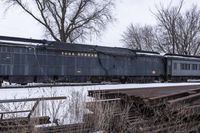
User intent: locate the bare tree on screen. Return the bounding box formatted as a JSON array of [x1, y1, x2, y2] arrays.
[[121, 24, 156, 51], [175, 6, 200, 55], [154, 0, 200, 55], [154, 0, 184, 54], [4, 0, 115, 43]]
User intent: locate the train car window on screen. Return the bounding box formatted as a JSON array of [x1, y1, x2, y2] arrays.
[[180, 63, 184, 70], [192, 64, 197, 70], [72, 52, 75, 56], [78, 53, 81, 56], [180, 63, 190, 70], [174, 63, 177, 70], [199, 64, 200, 70], [94, 54, 98, 57], [188, 64, 190, 70]]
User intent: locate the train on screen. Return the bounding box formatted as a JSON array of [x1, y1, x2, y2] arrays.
[[0, 35, 199, 86]]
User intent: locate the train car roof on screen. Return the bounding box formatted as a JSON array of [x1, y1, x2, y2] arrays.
[[0, 35, 161, 57], [165, 54, 200, 60], [46, 41, 160, 56]]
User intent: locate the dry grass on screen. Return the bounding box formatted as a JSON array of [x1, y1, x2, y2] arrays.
[[1, 88, 200, 133], [0, 88, 87, 132]]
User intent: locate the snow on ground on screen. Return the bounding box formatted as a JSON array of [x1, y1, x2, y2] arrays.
[[1, 82, 200, 124], [1, 82, 200, 99]]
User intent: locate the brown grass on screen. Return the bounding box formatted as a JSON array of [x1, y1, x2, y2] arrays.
[[1, 88, 200, 133]]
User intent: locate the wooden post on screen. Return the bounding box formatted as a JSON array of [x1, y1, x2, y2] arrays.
[[1, 113, 3, 120], [27, 100, 40, 119]]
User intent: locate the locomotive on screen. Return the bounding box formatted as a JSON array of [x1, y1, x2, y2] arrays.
[[0, 35, 199, 86]]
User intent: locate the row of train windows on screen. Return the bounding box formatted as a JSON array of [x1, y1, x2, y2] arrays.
[[61, 52, 98, 57], [174, 63, 200, 70]]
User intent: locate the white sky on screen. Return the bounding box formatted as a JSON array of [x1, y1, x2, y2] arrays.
[[0, 0, 199, 47]]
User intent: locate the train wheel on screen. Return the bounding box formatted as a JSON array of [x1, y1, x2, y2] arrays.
[[21, 83, 27, 85], [120, 77, 127, 84]]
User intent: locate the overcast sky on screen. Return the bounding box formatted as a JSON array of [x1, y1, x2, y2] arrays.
[[0, 0, 199, 47]]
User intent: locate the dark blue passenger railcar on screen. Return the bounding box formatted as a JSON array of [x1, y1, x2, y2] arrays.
[[49, 43, 165, 83], [0, 36, 165, 85]]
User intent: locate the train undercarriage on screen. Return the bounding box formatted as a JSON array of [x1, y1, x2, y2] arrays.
[[0, 75, 198, 87], [0, 75, 166, 86]]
